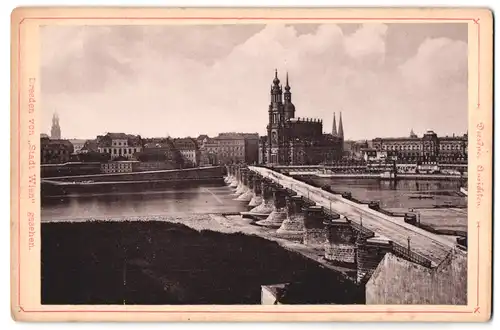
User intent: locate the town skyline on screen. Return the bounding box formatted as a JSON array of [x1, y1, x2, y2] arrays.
[[43, 111, 467, 142], [41, 23, 468, 140]]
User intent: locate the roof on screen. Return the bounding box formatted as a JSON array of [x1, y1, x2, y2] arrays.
[[41, 139, 74, 148], [217, 132, 259, 140], [68, 139, 87, 145], [106, 133, 128, 139], [439, 136, 467, 141], [172, 138, 198, 150], [98, 133, 142, 147], [372, 137, 421, 142]]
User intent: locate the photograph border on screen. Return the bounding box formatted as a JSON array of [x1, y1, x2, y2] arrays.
[[10, 7, 493, 322]]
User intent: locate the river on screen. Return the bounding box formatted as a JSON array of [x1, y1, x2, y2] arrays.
[[42, 179, 465, 221], [308, 177, 466, 209]]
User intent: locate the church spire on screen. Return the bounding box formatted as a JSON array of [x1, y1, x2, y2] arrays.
[[338, 112, 344, 139], [51, 111, 61, 139], [271, 69, 282, 104], [332, 113, 337, 136], [284, 72, 291, 102], [410, 128, 417, 138]]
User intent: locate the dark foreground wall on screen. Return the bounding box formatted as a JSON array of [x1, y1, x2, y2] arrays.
[[42, 221, 365, 305]]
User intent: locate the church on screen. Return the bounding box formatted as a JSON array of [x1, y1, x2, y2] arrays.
[[258, 70, 344, 165]]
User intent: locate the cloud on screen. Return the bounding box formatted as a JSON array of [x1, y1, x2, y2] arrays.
[[41, 24, 468, 140], [344, 23, 388, 60], [400, 37, 468, 89]]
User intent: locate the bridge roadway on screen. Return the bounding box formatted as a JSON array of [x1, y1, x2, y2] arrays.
[[249, 166, 458, 266]]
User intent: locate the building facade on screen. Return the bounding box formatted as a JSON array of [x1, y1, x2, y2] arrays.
[[40, 137, 74, 164], [172, 138, 200, 167], [68, 139, 87, 154], [259, 70, 343, 165], [140, 138, 183, 168], [101, 161, 139, 174], [197, 133, 260, 166], [371, 130, 467, 163], [97, 133, 143, 160]]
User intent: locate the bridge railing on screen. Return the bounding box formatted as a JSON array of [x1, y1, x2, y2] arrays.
[[345, 219, 375, 239], [391, 242, 433, 268]]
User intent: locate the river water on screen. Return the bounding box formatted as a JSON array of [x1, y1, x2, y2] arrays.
[[41, 184, 248, 222], [41, 179, 466, 221], [310, 177, 466, 209]]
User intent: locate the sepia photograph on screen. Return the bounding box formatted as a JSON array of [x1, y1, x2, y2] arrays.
[[39, 21, 469, 306], [11, 7, 493, 322]]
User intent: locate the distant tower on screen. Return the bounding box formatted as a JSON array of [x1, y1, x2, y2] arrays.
[[50, 112, 61, 139], [410, 129, 417, 138], [332, 113, 338, 136], [338, 111, 344, 139], [283, 72, 295, 120]]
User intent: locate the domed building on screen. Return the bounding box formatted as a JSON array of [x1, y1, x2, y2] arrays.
[[258, 70, 344, 165]]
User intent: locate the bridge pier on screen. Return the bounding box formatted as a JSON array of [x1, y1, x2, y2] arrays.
[[248, 176, 263, 207], [224, 166, 233, 184], [236, 170, 254, 202], [248, 179, 274, 215], [302, 206, 327, 247], [276, 195, 306, 242], [256, 186, 288, 228], [229, 166, 240, 188], [324, 216, 357, 265], [233, 168, 249, 195], [356, 236, 393, 284]]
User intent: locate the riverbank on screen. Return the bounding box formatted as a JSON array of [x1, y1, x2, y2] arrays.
[[42, 220, 364, 305], [308, 173, 467, 181]]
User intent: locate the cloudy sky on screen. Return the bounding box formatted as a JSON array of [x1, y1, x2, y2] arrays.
[[41, 23, 468, 140]]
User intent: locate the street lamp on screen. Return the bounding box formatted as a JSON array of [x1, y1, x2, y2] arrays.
[[407, 236, 411, 251]]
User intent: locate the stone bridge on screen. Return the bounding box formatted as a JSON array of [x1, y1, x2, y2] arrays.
[[225, 164, 467, 305]]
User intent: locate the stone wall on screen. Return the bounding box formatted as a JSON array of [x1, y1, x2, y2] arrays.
[[356, 238, 393, 283], [325, 222, 356, 264], [366, 248, 467, 305]]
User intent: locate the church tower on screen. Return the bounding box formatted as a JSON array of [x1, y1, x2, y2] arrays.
[[332, 112, 338, 136], [266, 69, 287, 165], [338, 111, 344, 140], [50, 112, 61, 139]]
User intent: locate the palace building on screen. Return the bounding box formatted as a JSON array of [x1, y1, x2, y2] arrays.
[[258, 70, 344, 165], [371, 129, 468, 163]]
